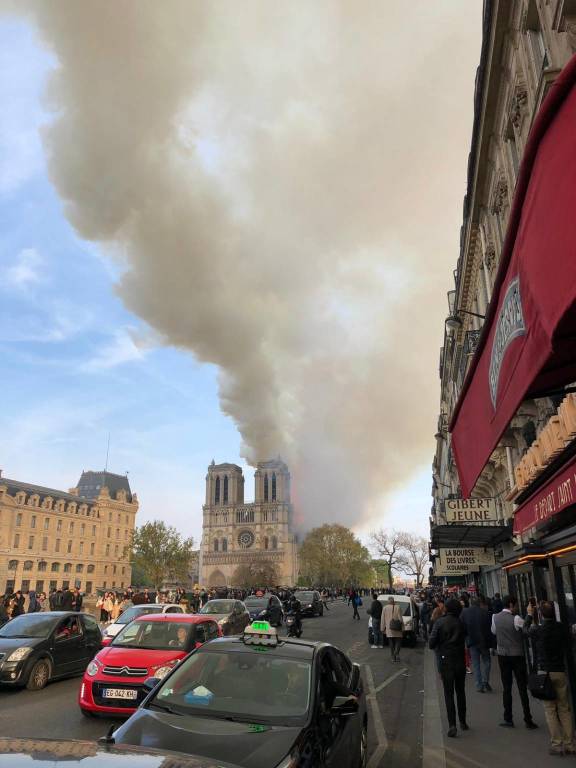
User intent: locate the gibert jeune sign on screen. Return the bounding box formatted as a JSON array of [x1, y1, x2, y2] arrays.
[[435, 548, 496, 576], [445, 497, 498, 524]]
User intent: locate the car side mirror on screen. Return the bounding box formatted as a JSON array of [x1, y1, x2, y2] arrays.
[[142, 676, 161, 692], [330, 695, 359, 717], [101, 636, 112, 646]]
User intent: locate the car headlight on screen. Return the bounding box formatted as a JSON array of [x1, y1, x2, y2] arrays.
[[6, 647, 33, 663], [307, 604, 313, 608], [217, 618, 229, 626], [86, 660, 101, 677], [152, 665, 172, 679]]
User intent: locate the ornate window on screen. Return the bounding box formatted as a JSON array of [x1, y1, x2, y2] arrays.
[[76, 564, 83, 573], [64, 563, 72, 573], [271, 536, 278, 550], [264, 474, 269, 501], [215, 476, 221, 505], [23, 560, 33, 571], [264, 536, 269, 550], [38, 561, 47, 572], [223, 475, 229, 504], [221, 538, 228, 552], [238, 530, 255, 549], [15, 513, 22, 527], [8, 560, 18, 570], [51, 562, 60, 573], [87, 564, 95, 574], [214, 538, 219, 552]]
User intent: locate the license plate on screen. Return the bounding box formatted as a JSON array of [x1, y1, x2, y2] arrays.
[[102, 688, 138, 700]]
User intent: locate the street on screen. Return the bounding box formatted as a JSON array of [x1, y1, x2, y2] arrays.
[[0, 601, 425, 767]]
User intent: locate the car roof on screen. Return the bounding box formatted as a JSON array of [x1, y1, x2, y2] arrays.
[[131, 603, 181, 609], [133, 613, 216, 624], [197, 635, 326, 660], [378, 594, 411, 601]]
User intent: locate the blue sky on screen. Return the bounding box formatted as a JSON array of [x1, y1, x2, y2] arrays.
[[0, 15, 450, 544]]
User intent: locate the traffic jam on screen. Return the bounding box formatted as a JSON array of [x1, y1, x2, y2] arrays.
[[0, 591, 367, 768]]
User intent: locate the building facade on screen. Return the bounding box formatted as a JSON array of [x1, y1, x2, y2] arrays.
[[0, 470, 138, 596], [431, 0, 576, 595], [199, 459, 298, 587]]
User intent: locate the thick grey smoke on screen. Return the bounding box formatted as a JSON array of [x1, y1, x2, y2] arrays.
[[6, 1, 480, 529]]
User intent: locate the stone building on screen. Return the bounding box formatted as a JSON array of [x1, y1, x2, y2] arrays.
[[199, 459, 298, 587], [0, 469, 138, 596], [431, 0, 576, 596]]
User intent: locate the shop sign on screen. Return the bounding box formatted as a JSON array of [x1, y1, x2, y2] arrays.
[[513, 454, 576, 535], [445, 498, 498, 524], [435, 547, 495, 576]]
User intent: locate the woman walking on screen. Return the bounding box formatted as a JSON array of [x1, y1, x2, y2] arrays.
[[381, 596, 404, 662]]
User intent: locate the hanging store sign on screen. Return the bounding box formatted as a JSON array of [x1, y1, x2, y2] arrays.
[[435, 547, 496, 576], [513, 453, 576, 535], [445, 498, 498, 524]]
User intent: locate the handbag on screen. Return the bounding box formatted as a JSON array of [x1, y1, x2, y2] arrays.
[[390, 618, 403, 632], [528, 671, 556, 701]]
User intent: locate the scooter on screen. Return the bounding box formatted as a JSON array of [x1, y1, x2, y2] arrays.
[[285, 611, 302, 638]]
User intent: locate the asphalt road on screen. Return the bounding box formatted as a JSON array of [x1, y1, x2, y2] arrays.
[[0, 600, 425, 767]]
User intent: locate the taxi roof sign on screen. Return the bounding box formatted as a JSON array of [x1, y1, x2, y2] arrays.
[[243, 620, 278, 647]]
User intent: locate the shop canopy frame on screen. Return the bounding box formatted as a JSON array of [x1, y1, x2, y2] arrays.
[[449, 52, 576, 498], [431, 523, 512, 551]]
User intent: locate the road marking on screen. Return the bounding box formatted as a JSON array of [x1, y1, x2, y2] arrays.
[[422, 650, 446, 768], [364, 664, 388, 768], [373, 666, 408, 694]]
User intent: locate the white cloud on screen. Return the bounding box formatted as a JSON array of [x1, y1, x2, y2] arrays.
[[4, 248, 44, 289], [82, 327, 155, 372]]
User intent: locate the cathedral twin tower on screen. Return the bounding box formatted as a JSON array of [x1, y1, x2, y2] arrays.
[[199, 459, 298, 587]]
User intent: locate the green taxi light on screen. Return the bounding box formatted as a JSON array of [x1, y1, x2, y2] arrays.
[[251, 621, 271, 632]]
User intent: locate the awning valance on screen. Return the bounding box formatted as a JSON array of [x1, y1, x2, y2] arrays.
[[431, 524, 511, 550], [450, 53, 576, 497], [513, 453, 576, 535]]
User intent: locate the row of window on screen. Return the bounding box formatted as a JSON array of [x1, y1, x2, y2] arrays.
[[8, 559, 95, 574], [11, 533, 126, 558], [13, 513, 132, 542], [4, 579, 127, 594], [11, 494, 99, 516], [212, 535, 278, 552]]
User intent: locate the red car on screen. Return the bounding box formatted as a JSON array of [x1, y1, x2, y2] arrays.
[[78, 614, 220, 717]]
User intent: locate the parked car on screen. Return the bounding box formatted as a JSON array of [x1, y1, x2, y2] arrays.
[[243, 594, 283, 626], [367, 595, 417, 646], [293, 590, 323, 617], [198, 599, 250, 635], [111, 622, 367, 768], [101, 603, 185, 643], [79, 613, 220, 717], [0, 737, 242, 768], [0, 612, 102, 690]]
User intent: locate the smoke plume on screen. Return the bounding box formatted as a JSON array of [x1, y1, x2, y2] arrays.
[[5, 1, 480, 529]]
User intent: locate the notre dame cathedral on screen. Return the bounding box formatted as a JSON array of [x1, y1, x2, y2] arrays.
[[198, 459, 298, 586]]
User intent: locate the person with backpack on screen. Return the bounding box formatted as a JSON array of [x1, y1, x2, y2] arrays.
[[382, 596, 404, 662], [351, 590, 362, 620]]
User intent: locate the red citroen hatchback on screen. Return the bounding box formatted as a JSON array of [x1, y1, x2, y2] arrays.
[[78, 613, 220, 717]]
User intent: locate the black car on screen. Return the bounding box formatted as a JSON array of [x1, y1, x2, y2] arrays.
[[0, 611, 101, 690], [293, 590, 323, 617], [0, 737, 242, 767], [243, 594, 283, 626], [198, 600, 250, 636], [112, 624, 367, 768]]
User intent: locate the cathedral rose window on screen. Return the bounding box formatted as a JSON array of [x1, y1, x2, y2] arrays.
[[238, 530, 255, 548]]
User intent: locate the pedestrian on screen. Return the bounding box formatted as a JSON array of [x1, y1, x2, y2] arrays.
[[60, 586, 74, 611], [351, 591, 362, 620], [321, 589, 330, 612], [11, 591, 25, 617], [27, 590, 41, 613], [381, 596, 403, 662], [110, 595, 121, 622], [429, 598, 468, 738], [525, 601, 575, 755], [420, 596, 432, 642], [492, 594, 538, 730], [368, 592, 383, 649], [492, 592, 503, 614], [72, 588, 83, 612], [103, 592, 114, 621], [461, 597, 492, 692]]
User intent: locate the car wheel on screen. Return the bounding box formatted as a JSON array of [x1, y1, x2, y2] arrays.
[[26, 659, 51, 691], [81, 708, 95, 718], [359, 723, 368, 768]]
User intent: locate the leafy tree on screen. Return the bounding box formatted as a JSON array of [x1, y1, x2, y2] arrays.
[[232, 560, 279, 588], [128, 521, 194, 590], [299, 524, 373, 587]]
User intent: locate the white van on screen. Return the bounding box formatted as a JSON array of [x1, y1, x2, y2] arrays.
[[367, 594, 417, 646]]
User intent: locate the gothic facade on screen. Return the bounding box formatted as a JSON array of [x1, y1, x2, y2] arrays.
[[199, 459, 298, 587]]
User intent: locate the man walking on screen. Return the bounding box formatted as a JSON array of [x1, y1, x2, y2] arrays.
[[368, 592, 383, 648], [381, 596, 403, 662], [492, 594, 537, 729], [526, 602, 575, 755], [461, 597, 492, 692], [429, 598, 468, 738]]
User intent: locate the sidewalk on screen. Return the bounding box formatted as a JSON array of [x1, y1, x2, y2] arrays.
[[423, 649, 569, 768]]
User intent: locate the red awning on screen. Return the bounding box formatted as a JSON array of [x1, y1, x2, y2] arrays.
[[513, 453, 576, 535], [450, 53, 576, 497]]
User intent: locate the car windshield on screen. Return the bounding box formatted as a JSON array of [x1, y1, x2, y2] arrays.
[[295, 592, 314, 601], [244, 599, 267, 609], [112, 621, 192, 650], [200, 601, 234, 615], [0, 614, 57, 639], [116, 605, 162, 625], [153, 649, 311, 724]]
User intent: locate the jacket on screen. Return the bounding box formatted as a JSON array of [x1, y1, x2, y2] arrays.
[[526, 617, 568, 672], [368, 598, 383, 622], [461, 605, 492, 650], [60, 590, 74, 611], [381, 603, 404, 638], [429, 613, 467, 665]]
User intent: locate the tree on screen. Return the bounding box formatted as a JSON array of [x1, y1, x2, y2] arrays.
[[396, 534, 429, 588], [232, 560, 279, 589], [369, 529, 406, 590], [128, 521, 194, 590], [299, 524, 373, 587]]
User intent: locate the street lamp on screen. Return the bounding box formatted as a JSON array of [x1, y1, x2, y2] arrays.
[[445, 308, 486, 332]]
